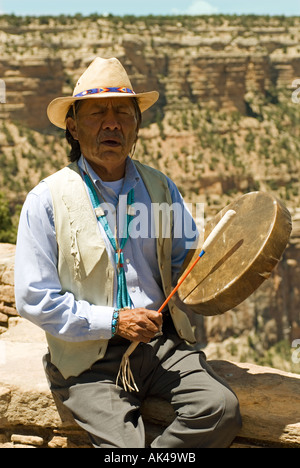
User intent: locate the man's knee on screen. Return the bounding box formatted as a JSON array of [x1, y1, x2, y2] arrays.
[[215, 387, 242, 446], [179, 385, 242, 447]]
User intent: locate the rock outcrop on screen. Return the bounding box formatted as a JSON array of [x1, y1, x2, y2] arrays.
[[0, 58, 65, 130], [0, 244, 16, 334]]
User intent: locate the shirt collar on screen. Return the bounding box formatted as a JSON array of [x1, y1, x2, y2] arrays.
[[78, 155, 140, 196]]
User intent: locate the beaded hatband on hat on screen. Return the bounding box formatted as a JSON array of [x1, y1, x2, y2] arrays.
[[75, 86, 135, 98], [47, 57, 159, 129]]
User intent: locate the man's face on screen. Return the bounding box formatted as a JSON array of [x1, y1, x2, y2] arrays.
[[67, 97, 138, 179]]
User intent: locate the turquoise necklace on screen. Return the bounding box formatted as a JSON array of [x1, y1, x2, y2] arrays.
[[83, 170, 134, 310]]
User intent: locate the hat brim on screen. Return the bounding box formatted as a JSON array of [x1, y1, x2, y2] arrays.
[[47, 90, 159, 129]]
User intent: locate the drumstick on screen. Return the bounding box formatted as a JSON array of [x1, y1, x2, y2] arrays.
[[117, 209, 236, 392]]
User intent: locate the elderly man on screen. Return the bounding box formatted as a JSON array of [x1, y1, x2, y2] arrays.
[[15, 57, 241, 448]]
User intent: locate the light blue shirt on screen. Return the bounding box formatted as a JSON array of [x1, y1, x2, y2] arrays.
[[14, 156, 198, 342]]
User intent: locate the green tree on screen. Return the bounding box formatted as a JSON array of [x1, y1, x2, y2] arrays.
[[0, 193, 16, 243]]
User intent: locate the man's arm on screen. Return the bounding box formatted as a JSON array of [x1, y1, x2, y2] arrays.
[[14, 182, 114, 342]]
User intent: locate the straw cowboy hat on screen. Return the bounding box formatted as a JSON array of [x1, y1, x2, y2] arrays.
[[47, 57, 159, 129]]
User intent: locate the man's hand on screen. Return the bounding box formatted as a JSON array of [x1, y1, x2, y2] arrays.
[[116, 308, 162, 343]]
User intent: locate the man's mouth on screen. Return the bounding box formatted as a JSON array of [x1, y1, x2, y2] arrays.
[[101, 139, 121, 147]]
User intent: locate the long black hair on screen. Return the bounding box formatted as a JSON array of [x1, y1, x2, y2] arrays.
[[65, 98, 142, 162]]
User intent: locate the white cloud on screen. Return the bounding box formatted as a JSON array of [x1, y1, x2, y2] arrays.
[[172, 1, 219, 15], [188, 1, 219, 15]]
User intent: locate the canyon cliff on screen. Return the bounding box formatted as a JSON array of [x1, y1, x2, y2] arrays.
[[0, 13, 299, 370]]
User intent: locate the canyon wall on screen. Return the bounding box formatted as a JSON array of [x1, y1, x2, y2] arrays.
[[0, 14, 299, 369], [0, 16, 299, 128]]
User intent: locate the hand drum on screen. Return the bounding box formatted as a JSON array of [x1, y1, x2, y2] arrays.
[[177, 192, 292, 316]]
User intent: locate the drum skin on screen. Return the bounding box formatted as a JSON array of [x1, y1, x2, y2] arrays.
[[177, 192, 292, 316]]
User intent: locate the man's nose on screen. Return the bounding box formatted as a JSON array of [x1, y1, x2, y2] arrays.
[[102, 108, 121, 131]]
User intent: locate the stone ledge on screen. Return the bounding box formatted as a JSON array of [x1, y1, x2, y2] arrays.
[[0, 320, 299, 448]]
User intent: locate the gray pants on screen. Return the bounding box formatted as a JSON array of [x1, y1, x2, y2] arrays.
[[44, 321, 241, 448]]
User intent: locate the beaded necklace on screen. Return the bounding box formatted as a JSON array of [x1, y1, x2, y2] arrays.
[[83, 169, 134, 309]]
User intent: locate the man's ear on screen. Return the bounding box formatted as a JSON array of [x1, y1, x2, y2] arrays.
[[66, 117, 79, 141]]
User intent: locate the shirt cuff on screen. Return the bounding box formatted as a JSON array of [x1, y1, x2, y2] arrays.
[[88, 305, 115, 340]]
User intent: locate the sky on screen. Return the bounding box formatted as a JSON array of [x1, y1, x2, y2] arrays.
[[0, 0, 299, 17]]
